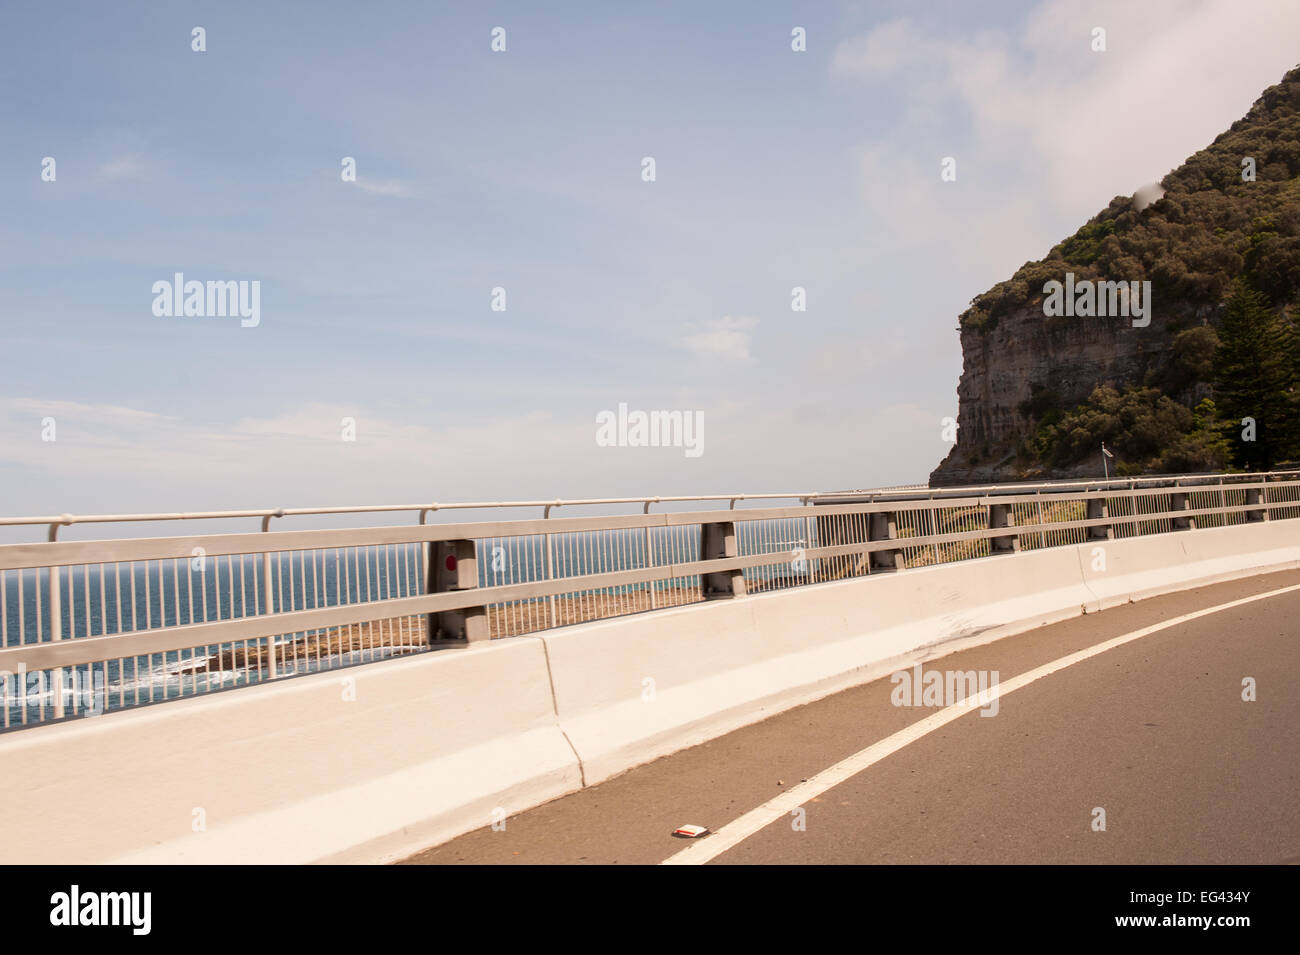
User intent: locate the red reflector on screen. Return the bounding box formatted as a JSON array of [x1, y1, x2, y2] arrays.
[[445, 555, 457, 572]]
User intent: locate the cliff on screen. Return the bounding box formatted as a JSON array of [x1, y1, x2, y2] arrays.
[[931, 64, 1300, 486]]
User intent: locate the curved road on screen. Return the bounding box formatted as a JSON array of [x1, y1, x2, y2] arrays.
[[402, 570, 1300, 865]]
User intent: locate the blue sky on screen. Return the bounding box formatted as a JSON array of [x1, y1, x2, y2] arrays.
[[2, 0, 1298, 529]]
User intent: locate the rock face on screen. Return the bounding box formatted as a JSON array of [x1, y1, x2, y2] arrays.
[[931, 303, 1205, 485]]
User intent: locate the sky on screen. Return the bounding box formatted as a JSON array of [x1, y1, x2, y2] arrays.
[[2, 0, 1298, 536]]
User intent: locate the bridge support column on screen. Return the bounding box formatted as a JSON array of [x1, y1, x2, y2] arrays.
[[1086, 498, 1113, 541], [427, 539, 489, 644], [868, 511, 903, 573], [701, 521, 746, 599], [1170, 492, 1196, 531], [1246, 485, 1269, 523], [988, 502, 1020, 554]]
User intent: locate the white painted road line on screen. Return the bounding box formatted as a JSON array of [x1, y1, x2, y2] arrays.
[[661, 582, 1300, 866]]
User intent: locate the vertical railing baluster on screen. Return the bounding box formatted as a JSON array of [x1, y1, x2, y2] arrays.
[[261, 512, 281, 680], [544, 504, 558, 628]]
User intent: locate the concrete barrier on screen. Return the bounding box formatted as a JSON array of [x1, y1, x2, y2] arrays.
[[2, 518, 1297, 863], [543, 545, 1098, 785], [0, 639, 581, 864], [1079, 520, 1300, 609]]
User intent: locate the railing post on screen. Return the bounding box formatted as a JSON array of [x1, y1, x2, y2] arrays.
[[262, 552, 277, 678], [427, 539, 488, 643], [48, 566, 64, 719], [930, 495, 941, 565], [1127, 480, 1138, 539], [643, 501, 658, 609], [802, 501, 818, 583], [868, 511, 903, 573], [419, 505, 438, 642], [543, 503, 559, 628], [701, 520, 746, 599], [1086, 496, 1113, 541], [1245, 483, 1269, 523], [46, 519, 68, 719], [988, 502, 1020, 554], [260, 512, 281, 679], [1170, 487, 1195, 531]]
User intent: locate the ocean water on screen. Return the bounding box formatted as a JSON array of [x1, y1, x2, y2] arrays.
[[0, 545, 428, 726], [0, 519, 813, 727]]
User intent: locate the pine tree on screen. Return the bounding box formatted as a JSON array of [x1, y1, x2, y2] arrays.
[[1212, 278, 1299, 468]]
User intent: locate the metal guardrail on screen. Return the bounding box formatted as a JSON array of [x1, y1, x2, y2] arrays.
[[1, 471, 1297, 731]]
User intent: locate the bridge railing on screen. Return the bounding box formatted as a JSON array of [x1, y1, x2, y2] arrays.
[[1, 472, 1297, 730]]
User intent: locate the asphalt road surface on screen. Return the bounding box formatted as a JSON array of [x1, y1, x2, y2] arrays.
[[401, 570, 1300, 865]]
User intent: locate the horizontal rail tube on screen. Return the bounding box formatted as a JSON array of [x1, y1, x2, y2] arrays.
[[4, 479, 1297, 570], [5, 471, 1295, 529]]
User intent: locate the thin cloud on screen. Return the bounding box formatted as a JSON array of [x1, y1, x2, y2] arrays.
[[683, 315, 758, 362], [831, 0, 1300, 283]]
